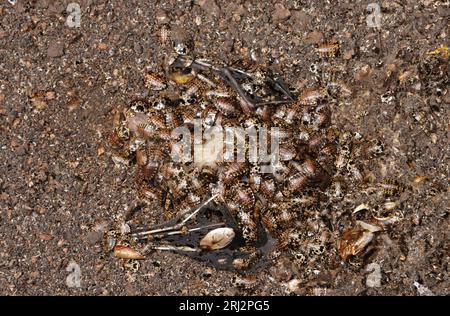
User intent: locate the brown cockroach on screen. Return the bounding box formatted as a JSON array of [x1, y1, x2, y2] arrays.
[[136, 123, 157, 139], [380, 179, 402, 196], [338, 221, 381, 260], [159, 162, 183, 180], [279, 145, 298, 161], [234, 185, 255, 208], [220, 162, 248, 185], [260, 209, 279, 236], [146, 109, 166, 129], [292, 159, 317, 178], [284, 173, 309, 196], [315, 42, 340, 58], [327, 80, 352, 97], [159, 25, 170, 44], [276, 208, 298, 229], [214, 97, 239, 117], [164, 109, 183, 130], [256, 104, 272, 122], [140, 161, 160, 180], [127, 113, 151, 135], [307, 134, 326, 151], [314, 107, 331, 128], [299, 88, 328, 105], [136, 148, 148, 166], [260, 179, 277, 199], [145, 72, 167, 91], [272, 104, 298, 125]]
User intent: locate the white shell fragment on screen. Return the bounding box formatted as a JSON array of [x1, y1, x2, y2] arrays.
[[199, 227, 235, 251], [353, 203, 371, 214], [356, 220, 382, 233]]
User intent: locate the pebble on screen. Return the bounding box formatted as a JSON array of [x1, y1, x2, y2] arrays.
[[155, 9, 169, 23], [355, 65, 372, 81], [133, 42, 143, 55], [98, 42, 108, 50], [291, 10, 310, 32], [38, 233, 53, 241], [31, 96, 48, 111], [305, 31, 323, 44], [47, 42, 64, 57], [272, 3, 291, 23], [97, 146, 105, 156], [66, 99, 81, 112], [86, 230, 103, 245], [197, 0, 221, 17], [343, 48, 355, 60]]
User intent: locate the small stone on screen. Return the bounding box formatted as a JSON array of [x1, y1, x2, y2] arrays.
[[291, 10, 310, 32], [31, 96, 48, 111], [45, 91, 56, 100], [66, 99, 81, 112], [155, 9, 169, 23], [29, 271, 40, 279], [305, 31, 323, 44], [35, 206, 47, 215], [86, 231, 103, 245], [47, 42, 64, 57], [343, 48, 355, 60], [133, 42, 143, 55], [98, 42, 108, 50], [38, 233, 53, 241], [355, 65, 372, 81], [97, 146, 105, 156], [197, 0, 221, 17], [272, 3, 291, 23]]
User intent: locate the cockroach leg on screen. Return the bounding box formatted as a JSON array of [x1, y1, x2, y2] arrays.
[[266, 75, 295, 101], [145, 245, 200, 252], [220, 67, 256, 109], [130, 194, 219, 239]]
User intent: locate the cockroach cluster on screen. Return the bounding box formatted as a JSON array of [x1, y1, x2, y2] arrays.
[[107, 42, 359, 271]]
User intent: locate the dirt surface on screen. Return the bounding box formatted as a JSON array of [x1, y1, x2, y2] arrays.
[[0, 0, 448, 295]]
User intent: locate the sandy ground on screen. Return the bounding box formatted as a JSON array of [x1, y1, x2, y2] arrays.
[[0, 0, 448, 295]]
